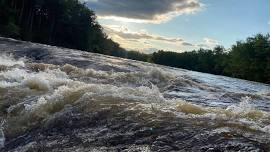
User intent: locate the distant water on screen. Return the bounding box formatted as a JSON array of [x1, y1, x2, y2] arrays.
[[0, 37, 270, 151]]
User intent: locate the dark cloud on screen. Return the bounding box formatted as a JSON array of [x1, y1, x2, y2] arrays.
[[182, 42, 194, 46], [83, 0, 202, 23], [197, 44, 208, 48]]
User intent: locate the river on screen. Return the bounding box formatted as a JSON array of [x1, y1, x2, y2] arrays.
[[0, 37, 270, 151]]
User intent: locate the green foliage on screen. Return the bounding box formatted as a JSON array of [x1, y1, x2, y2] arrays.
[[152, 34, 270, 84], [0, 0, 116, 54], [152, 46, 228, 75], [225, 34, 270, 83], [0, 0, 149, 62], [0, 0, 20, 38]]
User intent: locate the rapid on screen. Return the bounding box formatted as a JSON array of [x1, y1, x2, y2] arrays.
[[0, 37, 270, 151]]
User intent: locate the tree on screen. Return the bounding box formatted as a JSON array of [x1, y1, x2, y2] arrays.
[[226, 34, 270, 82]]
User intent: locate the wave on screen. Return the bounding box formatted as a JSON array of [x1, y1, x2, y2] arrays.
[[5, 78, 270, 138], [1, 54, 270, 150], [0, 54, 25, 67], [61, 64, 175, 88], [172, 97, 270, 134]]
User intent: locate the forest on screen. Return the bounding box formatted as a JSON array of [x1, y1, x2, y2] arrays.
[[0, 0, 149, 61], [0, 0, 269, 84], [152, 34, 270, 83]]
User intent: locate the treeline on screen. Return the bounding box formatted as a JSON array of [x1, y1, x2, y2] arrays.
[[0, 0, 150, 61], [152, 46, 227, 75], [152, 34, 270, 83], [0, 0, 269, 83]]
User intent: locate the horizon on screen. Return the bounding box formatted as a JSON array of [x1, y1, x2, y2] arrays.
[[82, 0, 270, 53]]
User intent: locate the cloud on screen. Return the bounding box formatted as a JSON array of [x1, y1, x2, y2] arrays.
[[102, 25, 195, 53], [131, 47, 159, 54], [103, 25, 219, 53], [196, 38, 219, 49], [82, 0, 203, 23], [104, 25, 184, 43], [268, 21, 270, 25], [182, 42, 194, 46]]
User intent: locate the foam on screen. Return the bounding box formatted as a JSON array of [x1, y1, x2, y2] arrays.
[[0, 81, 20, 88], [26, 82, 165, 115], [0, 54, 25, 67], [19, 72, 270, 134], [23, 77, 50, 91], [172, 97, 270, 133], [61, 64, 175, 88], [0, 66, 70, 91], [1, 54, 270, 140]]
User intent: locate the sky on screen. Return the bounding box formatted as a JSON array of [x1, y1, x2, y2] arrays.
[[82, 0, 270, 53]]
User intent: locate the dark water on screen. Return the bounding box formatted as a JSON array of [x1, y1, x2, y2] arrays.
[[0, 37, 270, 151]]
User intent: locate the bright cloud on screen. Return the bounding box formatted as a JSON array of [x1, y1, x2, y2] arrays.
[[104, 25, 184, 43], [102, 25, 217, 53], [196, 38, 219, 49]]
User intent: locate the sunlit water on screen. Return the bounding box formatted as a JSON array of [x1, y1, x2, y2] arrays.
[[0, 37, 270, 151]]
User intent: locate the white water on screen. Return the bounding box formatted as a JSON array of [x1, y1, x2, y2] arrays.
[[1, 38, 270, 151], [0, 55, 269, 134]]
